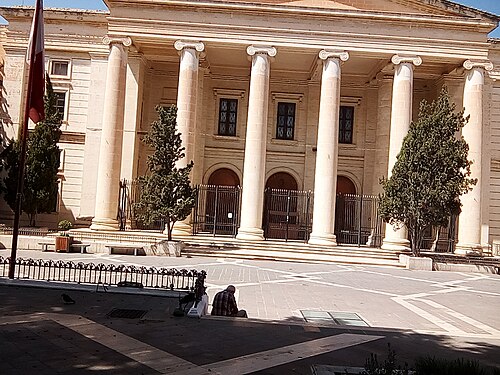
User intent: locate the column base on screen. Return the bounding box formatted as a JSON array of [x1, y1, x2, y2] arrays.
[[381, 237, 410, 252], [236, 227, 264, 241], [455, 242, 482, 256], [308, 233, 337, 246], [90, 217, 119, 231], [171, 221, 192, 237]]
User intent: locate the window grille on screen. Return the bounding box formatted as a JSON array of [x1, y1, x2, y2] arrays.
[[218, 98, 238, 136], [276, 102, 296, 140]]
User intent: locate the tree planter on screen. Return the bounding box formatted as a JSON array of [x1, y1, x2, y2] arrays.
[[154, 240, 184, 257], [55, 236, 71, 252], [167, 241, 184, 257]]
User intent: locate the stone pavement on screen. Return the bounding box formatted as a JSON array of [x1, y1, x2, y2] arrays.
[[0, 248, 499, 374]]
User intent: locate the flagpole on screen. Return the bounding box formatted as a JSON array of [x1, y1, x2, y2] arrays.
[[9, 2, 43, 279]]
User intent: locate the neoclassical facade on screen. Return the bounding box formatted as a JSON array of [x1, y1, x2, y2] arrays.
[[0, 0, 499, 254]]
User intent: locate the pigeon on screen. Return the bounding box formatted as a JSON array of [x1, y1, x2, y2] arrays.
[[61, 293, 75, 305]]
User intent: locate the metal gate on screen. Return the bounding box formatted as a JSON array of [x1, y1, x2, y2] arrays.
[[334, 194, 383, 247], [192, 185, 241, 236], [421, 215, 457, 253], [118, 179, 166, 231], [263, 188, 313, 242]]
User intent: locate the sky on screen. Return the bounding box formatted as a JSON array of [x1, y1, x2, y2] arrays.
[[1, 0, 499, 37]]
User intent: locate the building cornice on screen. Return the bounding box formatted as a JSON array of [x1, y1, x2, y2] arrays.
[[109, 16, 491, 62], [0, 6, 108, 24], [104, 0, 498, 32]]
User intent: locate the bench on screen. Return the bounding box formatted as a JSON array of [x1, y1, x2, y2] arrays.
[[70, 243, 91, 254], [105, 244, 144, 256], [38, 240, 55, 252]]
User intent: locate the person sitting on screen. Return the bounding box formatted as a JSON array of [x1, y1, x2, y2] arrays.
[[211, 285, 247, 318]]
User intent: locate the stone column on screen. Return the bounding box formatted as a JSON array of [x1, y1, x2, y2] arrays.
[[90, 37, 131, 231], [308, 50, 349, 246], [172, 40, 204, 236], [456, 60, 493, 255], [371, 74, 393, 195], [381, 54, 421, 250], [236, 45, 276, 241]]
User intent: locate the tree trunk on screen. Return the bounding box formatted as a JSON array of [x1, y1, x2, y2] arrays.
[[167, 218, 173, 241]]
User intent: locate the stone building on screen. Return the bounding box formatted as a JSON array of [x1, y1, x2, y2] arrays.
[[0, 0, 499, 254]]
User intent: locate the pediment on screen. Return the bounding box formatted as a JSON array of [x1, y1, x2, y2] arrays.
[[224, 0, 498, 21]]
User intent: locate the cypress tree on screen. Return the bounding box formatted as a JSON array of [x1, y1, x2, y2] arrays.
[[379, 88, 476, 256], [134, 105, 195, 241], [2, 76, 62, 226]]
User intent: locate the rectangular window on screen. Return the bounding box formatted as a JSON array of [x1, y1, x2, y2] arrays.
[[339, 106, 354, 144], [276, 102, 296, 140], [54, 91, 67, 118], [218, 98, 238, 136], [50, 60, 69, 77]]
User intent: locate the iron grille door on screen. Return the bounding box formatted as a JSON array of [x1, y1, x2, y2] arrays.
[[263, 188, 312, 242], [335, 194, 382, 247], [193, 185, 241, 237]]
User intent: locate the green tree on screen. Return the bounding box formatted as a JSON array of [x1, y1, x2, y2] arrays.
[[2, 76, 62, 226], [134, 105, 195, 241], [379, 88, 476, 256]]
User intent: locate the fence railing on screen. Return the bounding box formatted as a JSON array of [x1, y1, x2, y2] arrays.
[[0, 226, 57, 237], [0, 256, 206, 292]]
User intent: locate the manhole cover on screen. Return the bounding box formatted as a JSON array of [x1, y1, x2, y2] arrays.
[[300, 310, 369, 327], [107, 308, 147, 319]]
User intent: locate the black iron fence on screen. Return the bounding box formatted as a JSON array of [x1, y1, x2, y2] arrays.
[[335, 194, 383, 247], [420, 215, 457, 253], [118, 179, 165, 231], [263, 188, 313, 242], [116, 180, 455, 252], [192, 185, 241, 236], [0, 256, 206, 292]]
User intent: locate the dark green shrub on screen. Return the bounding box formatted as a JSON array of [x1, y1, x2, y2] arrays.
[[415, 356, 499, 375]]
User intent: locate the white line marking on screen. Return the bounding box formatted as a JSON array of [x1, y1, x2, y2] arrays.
[[196, 333, 383, 375], [418, 299, 500, 337], [392, 297, 466, 335], [0, 313, 212, 374]]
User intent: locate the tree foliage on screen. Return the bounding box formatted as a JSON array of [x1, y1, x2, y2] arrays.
[[133, 105, 195, 241], [379, 88, 476, 256], [1, 76, 62, 226]]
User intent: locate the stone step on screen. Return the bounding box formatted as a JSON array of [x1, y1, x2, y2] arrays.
[[183, 247, 404, 267], [185, 245, 399, 262], [180, 236, 403, 267]]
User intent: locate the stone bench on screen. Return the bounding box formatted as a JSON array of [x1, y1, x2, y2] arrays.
[[38, 240, 55, 252], [105, 243, 144, 256], [70, 243, 91, 254]]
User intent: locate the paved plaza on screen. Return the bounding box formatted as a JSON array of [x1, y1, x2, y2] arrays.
[[0, 248, 499, 374]]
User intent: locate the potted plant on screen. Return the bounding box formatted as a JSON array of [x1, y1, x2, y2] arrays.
[[55, 220, 72, 252]]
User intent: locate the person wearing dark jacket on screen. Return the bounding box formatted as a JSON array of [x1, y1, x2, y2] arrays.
[[211, 285, 247, 317]]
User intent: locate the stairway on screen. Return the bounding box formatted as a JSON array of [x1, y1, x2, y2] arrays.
[[178, 236, 405, 268], [68, 229, 404, 267]]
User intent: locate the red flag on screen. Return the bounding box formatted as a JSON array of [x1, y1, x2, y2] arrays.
[[26, 0, 45, 123]]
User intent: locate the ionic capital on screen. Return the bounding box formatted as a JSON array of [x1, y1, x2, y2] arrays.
[[102, 36, 132, 47], [246, 45, 277, 57], [391, 54, 422, 66], [174, 40, 205, 52], [319, 50, 349, 62], [463, 59, 494, 71]]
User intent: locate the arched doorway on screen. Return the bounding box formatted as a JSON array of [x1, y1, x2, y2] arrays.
[[208, 168, 240, 186], [336, 175, 356, 195], [193, 168, 241, 236], [264, 172, 310, 241], [266, 172, 298, 191]]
